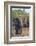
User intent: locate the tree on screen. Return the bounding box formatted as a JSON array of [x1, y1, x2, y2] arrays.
[[12, 9, 29, 18]]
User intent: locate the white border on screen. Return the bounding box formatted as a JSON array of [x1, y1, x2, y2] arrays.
[[8, 4, 33, 42]]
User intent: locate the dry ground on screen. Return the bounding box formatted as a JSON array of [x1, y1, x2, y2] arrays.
[[12, 27, 29, 36], [21, 27, 29, 36]]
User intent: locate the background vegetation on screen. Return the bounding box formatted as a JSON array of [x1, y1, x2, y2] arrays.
[[12, 9, 29, 18]]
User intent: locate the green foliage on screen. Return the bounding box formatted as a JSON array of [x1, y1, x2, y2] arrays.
[[12, 9, 29, 18]]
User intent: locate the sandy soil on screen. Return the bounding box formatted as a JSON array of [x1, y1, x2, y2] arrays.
[[12, 27, 29, 36]]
